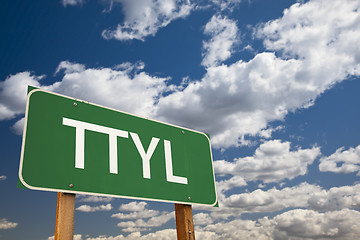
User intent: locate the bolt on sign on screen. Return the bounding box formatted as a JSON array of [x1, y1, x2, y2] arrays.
[[19, 88, 217, 206]]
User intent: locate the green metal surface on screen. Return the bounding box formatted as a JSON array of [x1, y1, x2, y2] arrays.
[[19, 89, 217, 206]]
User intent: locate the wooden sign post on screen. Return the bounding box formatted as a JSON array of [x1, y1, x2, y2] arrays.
[[175, 203, 195, 240], [55, 192, 76, 240], [19, 89, 216, 240]]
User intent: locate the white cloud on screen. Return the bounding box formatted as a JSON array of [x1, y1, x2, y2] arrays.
[[0, 175, 7, 181], [214, 140, 320, 183], [116, 211, 174, 232], [48, 182, 360, 239], [221, 183, 360, 214], [0, 218, 18, 229], [113, 201, 173, 233], [193, 212, 213, 226], [214, 176, 247, 206], [216, 175, 247, 193], [74, 235, 83, 240], [102, 0, 193, 41], [55, 61, 86, 74], [258, 0, 360, 76], [7, 0, 360, 239], [78, 195, 113, 203], [200, 218, 272, 240], [268, 209, 360, 240], [200, 208, 360, 240], [154, 0, 360, 148], [113, 61, 145, 73], [210, 0, 243, 12], [307, 184, 360, 211], [135, 229, 176, 240], [222, 182, 320, 213], [111, 209, 159, 220], [48, 61, 169, 117], [0, 72, 42, 121], [319, 145, 360, 174], [257, 125, 284, 139], [50, 208, 360, 239], [0, 61, 169, 135], [119, 201, 147, 212], [195, 182, 360, 221], [76, 203, 112, 212], [11, 117, 25, 135], [257, 0, 360, 83], [84, 229, 176, 240], [3, 0, 360, 150], [202, 15, 239, 67], [62, 0, 84, 7], [48, 234, 83, 240], [155, 52, 300, 147]]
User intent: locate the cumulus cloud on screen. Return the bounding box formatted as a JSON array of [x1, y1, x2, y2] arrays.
[[55, 61, 86, 74], [11, 117, 25, 135], [3, 0, 360, 149], [269, 209, 360, 240], [62, 0, 84, 7], [193, 212, 213, 226], [102, 0, 193, 41], [202, 15, 239, 67], [154, 53, 300, 147], [216, 175, 247, 193], [214, 140, 320, 183], [199, 208, 360, 240], [49, 208, 360, 239], [319, 145, 360, 174], [201, 219, 272, 239], [118, 201, 147, 212], [195, 184, 360, 239], [222, 182, 320, 213], [83, 229, 176, 240], [0, 72, 42, 121], [154, 0, 360, 148], [220, 183, 360, 214], [111, 210, 159, 220], [112, 201, 173, 233], [0, 218, 18, 229], [49, 183, 360, 239], [213, 176, 247, 206], [195, 182, 360, 222], [0, 175, 7, 181], [116, 211, 174, 232], [197, 183, 319, 221], [307, 184, 360, 211], [77, 195, 113, 203], [210, 0, 243, 12], [257, 0, 360, 78], [50, 61, 169, 117], [76, 203, 112, 212], [7, 0, 360, 239], [48, 234, 83, 240], [0, 61, 169, 135]]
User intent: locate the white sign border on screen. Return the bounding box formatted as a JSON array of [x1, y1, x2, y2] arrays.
[[18, 88, 218, 207]]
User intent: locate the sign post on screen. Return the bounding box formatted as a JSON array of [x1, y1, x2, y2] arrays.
[[19, 88, 218, 239], [175, 204, 195, 240], [19, 88, 217, 206], [55, 192, 75, 240]]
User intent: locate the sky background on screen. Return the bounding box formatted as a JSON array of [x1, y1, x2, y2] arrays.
[[1, 0, 360, 239]]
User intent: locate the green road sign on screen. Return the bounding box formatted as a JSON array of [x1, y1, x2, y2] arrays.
[[19, 89, 217, 206]]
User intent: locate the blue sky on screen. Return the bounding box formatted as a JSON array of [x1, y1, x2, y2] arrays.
[[1, 0, 360, 239]]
